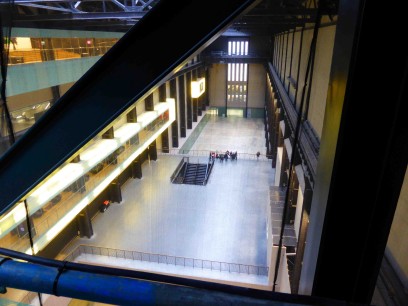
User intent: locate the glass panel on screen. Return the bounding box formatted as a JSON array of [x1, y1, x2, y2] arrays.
[[2, 99, 174, 254], [2, 101, 52, 135]]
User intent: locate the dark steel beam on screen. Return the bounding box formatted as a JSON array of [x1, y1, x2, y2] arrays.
[[0, 0, 154, 4], [12, 11, 145, 21], [9, 20, 133, 32], [17, 3, 73, 12], [299, 0, 408, 303], [10, 20, 128, 29], [0, 0, 262, 211], [11, 13, 312, 24]]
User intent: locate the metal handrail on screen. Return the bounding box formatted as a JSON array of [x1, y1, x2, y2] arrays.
[[159, 149, 272, 161], [181, 158, 189, 182], [170, 157, 188, 183], [203, 158, 214, 185], [203, 161, 210, 185], [65, 244, 269, 276]]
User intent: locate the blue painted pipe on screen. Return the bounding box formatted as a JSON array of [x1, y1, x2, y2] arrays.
[[0, 257, 154, 305], [0, 256, 288, 306]]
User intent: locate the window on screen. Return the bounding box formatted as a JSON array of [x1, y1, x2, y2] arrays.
[[227, 39, 249, 104]]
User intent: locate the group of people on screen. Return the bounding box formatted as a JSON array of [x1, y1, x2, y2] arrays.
[[209, 150, 238, 162]]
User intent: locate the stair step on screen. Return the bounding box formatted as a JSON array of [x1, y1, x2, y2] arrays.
[[172, 161, 214, 186]]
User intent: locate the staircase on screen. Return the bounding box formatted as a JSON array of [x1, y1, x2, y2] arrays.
[[183, 163, 208, 185], [171, 158, 214, 186]]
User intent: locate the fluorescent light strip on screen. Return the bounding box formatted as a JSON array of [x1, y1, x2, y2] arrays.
[[191, 78, 205, 98], [167, 98, 176, 121], [28, 117, 175, 254], [3, 101, 174, 243], [137, 102, 170, 128], [28, 118, 155, 209], [121, 119, 174, 172], [115, 123, 142, 143], [80, 139, 118, 167], [28, 163, 84, 206], [137, 111, 158, 128]]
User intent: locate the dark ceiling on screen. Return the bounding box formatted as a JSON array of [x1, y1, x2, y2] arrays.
[[0, 0, 338, 36]]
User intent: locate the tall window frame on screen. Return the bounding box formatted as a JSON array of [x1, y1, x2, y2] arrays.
[[227, 39, 249, 105]]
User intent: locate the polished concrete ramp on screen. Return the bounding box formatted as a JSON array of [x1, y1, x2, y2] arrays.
[[60, 116, 274, 275]]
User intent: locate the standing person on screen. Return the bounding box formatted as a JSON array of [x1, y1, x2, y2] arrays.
[[256, 151, 260, 160]]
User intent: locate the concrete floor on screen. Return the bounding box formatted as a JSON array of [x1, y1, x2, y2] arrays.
[[60, 114, 274, 269], [5, 115, 391, 305], [189, 114, 268, 156], [1, 114, 273, 305]]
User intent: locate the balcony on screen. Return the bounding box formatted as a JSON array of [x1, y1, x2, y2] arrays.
[[0, 99, 175, 254]]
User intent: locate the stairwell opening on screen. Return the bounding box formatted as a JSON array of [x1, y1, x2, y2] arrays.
[[170, 156, 214, 186]]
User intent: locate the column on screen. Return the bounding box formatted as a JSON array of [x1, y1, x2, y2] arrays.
[[159, 83, 166, 102], [178, 75, 186, 137], [145, 93, 154, 111], [186, 72, 193, 128], [161, 129, 169, 153], [76, 207, 93, 238], [51, 85, 61, 105], [204, 68, 210, 108], [148, 139, 157, 161], [197, 67, 205, 113], [108, 179, 122, 203], [127, 107, 137, 123], [102, 127, 114, 139], [131, 157, 142, 179], [191, 70, 198, 121], [170, 78, 179, 147], [127, 107, 139, 145]]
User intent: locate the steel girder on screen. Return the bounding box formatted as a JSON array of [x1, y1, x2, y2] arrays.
[[0, 0, 262, 212]]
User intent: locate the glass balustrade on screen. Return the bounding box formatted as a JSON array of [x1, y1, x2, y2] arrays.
[[0, 101, 174, 254], [7, 37, 120, 65]]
